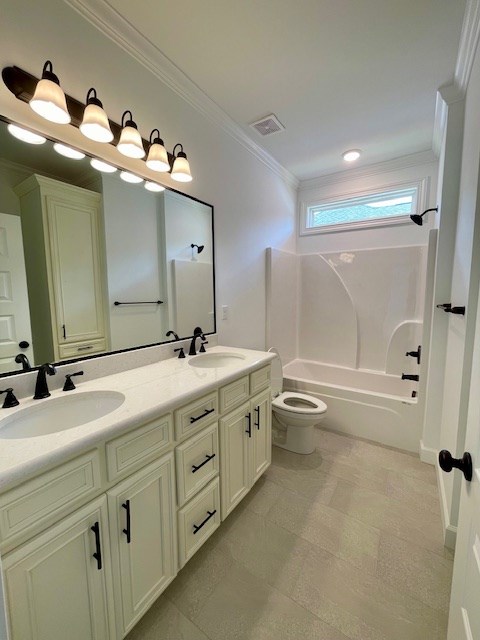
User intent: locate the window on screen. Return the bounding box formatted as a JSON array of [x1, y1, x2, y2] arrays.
[[302, 185, 420, 235]]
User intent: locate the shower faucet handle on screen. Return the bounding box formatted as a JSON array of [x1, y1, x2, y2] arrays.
[[405, 346, 421, 365], [401, 373, 419, 382], [437, 303, 466, 315]]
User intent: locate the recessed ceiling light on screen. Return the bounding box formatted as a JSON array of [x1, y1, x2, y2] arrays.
[[120, 171, 143, 184], [90, 158, 117, 173], [342, 149, 361, 162], [53, 143, 85, 160], [145, 181, 165, 192], [7, 123, 46, 145]]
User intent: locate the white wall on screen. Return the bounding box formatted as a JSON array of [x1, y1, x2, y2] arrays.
[[0, 0, 297, 352]]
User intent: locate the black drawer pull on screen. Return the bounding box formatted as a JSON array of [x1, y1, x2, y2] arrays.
[[190, 408, 214, 424], [91, 521, 102, 570], [254, 405, 260, 430], [192, 453, 216, 473], [245, 412, 252, 437], [193, 509, 216, 535], [122, 500, 131, 544]]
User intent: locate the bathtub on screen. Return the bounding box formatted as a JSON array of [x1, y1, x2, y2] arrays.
[[281, 359, 420, 453]]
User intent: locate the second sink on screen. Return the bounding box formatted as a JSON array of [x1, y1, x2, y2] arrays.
[[0, 390, 125, 439]]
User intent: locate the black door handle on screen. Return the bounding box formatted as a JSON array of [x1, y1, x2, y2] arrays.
[[439, 450, 473, 481], [254, 405, 260, 430], [122, 500, 131, 543], [245, 412, 252, 437], [91, 521, 102, 570]]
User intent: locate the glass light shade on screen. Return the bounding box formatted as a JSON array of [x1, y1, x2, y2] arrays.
[[146, 142, 170, 172], [7, 124, 46, 145], [80, 103, 113, 143], [171, 154, 192, 182], [120, 171, 143, 184], [145, 181, 165, 192], [117, 126, 145, 158], [90, 158, 117, 173], [30, 78, 71, 124], [53, 143, 85, 160]]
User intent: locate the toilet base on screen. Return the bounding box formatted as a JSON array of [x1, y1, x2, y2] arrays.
[[272, 414, 316, 455]]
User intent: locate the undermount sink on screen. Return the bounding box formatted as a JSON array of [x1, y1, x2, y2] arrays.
[[0, 390, 125, 439], [188, 352, 247, 369]]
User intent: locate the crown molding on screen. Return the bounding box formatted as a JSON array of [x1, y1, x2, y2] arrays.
[[299, 150, 437, 193], [432, 0, 480, 156], [63, 0, 299, 190]]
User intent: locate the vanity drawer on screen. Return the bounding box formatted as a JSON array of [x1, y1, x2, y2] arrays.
[[58, 338, 106, 360], [219, 375, 249, 413], [106, 413, 173, 482], [177, 477, 220, 567], [250, 365, 271, 395], [174, 391, 218, 442], [175, 423, 219, 506], [0, 450, 101, 550]]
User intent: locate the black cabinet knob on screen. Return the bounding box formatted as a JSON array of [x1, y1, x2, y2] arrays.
[[439, 450, 473, 481]]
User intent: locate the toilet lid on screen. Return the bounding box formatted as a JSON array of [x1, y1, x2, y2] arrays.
[[272, 391, 327, 415], [268, 347, 283, 396]]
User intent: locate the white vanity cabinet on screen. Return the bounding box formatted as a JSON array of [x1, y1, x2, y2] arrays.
[[219, 367, 272, 519], [107, 454, 176, 638], [0, 358, 272, 640], [15, 174, 107, 363], [3, 495, 115, 640]]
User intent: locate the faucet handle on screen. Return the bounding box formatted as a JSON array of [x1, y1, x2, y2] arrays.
[[0, 388, 19, 409], [199, 341, 208, 353], [63, 371, 84, 391], [174, 347, 185, 359]]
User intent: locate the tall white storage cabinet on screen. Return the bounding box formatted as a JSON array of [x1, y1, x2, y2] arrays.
[[15, 175, 107, 363]]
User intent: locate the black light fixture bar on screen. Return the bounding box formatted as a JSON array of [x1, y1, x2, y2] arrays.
[[2, 65, 175, 168]]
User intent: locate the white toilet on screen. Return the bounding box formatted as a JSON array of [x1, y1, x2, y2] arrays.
[[270, 348, 327, 454]]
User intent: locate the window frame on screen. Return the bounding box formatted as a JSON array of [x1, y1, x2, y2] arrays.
[[299, 178, 429, 236]]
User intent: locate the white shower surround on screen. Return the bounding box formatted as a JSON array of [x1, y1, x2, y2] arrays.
[[282, 359, 419, 452]]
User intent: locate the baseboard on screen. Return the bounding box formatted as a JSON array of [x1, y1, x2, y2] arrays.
[[419, 440, 438, 465], [436, 461, 457, 550]]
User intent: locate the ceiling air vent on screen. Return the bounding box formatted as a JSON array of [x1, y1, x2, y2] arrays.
[[250, 114, 285, 136]]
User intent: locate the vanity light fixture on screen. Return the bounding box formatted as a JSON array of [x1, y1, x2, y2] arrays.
[[342, 149, 361, 162], [53, 143, 85, 160], [117, 110, 145, 159], [120, 171, 143, 184], [146, 129, 170, 172], [29, 61, 71, 125], [145, 181, 165, 192], [90, 158, 117, 173], [171, 144, 192, 182], [79, 88, 113, 143], [7, 123, 46, 145]]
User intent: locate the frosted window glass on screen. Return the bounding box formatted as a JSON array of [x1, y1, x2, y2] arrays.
[[307, 187, 417, 229]]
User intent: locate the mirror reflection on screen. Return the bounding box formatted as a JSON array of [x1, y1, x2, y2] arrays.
[[0, 118, 215, 375]]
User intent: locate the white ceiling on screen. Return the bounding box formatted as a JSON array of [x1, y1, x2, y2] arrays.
[[104, 0, 465, 181]]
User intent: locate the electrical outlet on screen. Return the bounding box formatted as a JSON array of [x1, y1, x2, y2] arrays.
[[222, 305, 228, 320]]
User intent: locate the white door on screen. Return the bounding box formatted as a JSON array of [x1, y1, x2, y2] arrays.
[[3, 496, 114, 640], [251, 389, 272, 484], [107, 454, 177, 637], [447, 257, 480, 638], [0, 213, 33, 372]]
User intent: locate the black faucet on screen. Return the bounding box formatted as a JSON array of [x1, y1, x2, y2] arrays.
[[15, 353, 31, 371], [166, 330, 180, 341], [188, 327, 205, 356], [34, 363, 56, 399]]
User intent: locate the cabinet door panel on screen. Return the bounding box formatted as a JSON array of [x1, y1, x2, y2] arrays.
[[108, 454, 177, 637], [46, 194, 105, 344], [220, 402, 250, 519], [3, 497, 113, 640], [251, 389, 272, 484]]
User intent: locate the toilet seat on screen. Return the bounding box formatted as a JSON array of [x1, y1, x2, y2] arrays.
[[272, 391, 327, 416]]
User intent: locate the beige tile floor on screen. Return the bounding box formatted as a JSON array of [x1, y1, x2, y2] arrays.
[[126, 428, 453, 640]]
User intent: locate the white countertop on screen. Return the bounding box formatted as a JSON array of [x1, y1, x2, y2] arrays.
[[0, 346, 274, 492]]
